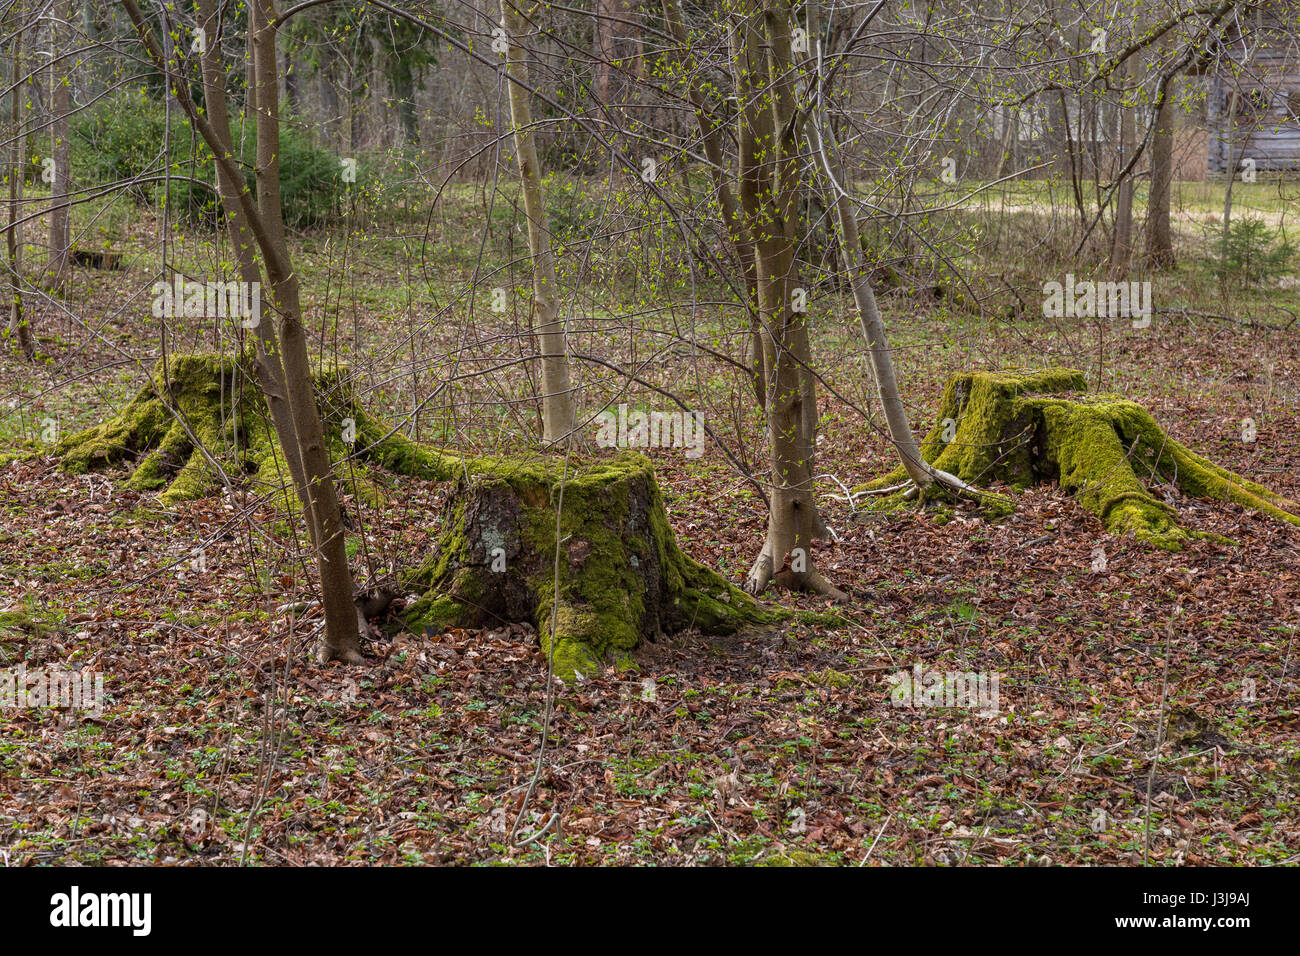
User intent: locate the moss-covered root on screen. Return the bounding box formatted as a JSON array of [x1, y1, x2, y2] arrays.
[[402, 451, 773, 677], [857, 367, 1300, 549], [56, 355, 285, 505], [54, 353, 461, 507]]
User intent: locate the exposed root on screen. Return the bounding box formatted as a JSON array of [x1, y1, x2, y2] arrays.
[[922, 465, 986, 499], [55, 354, 460, 508], [744, 549, 774, 595], [318, 642, 364, 665], [773, 567, 849, 601], [56, 355, 265, 506], [744, 537, 846, 600]]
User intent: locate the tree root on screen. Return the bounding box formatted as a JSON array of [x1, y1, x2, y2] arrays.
[[744, 541, 848, 601]]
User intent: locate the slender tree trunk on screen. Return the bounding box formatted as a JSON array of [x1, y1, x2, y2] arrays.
[[1221, 87, 1246, 250], [660, 0, 764, 408], [764, 0, 820, 514], [594, 0, 615, 108], [500, 0, 576, 444], [6, 6, 34, 359], [1146, 78, 1176, 268], [733, 0, 842, 600], [250, 0, 359, 662], [195, 0, 309, 507], [1110, 56, 1135, 276], [809, 140, 931, 490], [280, 34, 296, 115], [46, 0, 72, 291], [122, 0, 361, 663], [804, 2, 931, 494]]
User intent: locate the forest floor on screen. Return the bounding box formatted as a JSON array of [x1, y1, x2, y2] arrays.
[[2, 187, 1299, 866]]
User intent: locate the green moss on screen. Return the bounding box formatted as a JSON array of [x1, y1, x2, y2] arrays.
[[811, 668, 854, 688], [548, 634, 601, 677], [858, 368, 1300, 549], [759, 849, 825, 867], [405, 594, 466, 634], [351, 405, 461, 481], [793, 609, 845, 626]]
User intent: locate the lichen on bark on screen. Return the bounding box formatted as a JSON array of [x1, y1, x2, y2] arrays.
[[859, 367, 1300, 548]]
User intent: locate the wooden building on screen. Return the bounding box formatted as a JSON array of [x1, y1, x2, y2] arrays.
[[1204, 7, 1300, 174]]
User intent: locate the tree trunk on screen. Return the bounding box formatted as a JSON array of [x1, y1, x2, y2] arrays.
[[1146, 80, 1176, 268], [500, 0, 577, 444], [1221, 87, 1241, 250], [594, 0, 616, 108], [195, 0, 311, 507], [660, 0, 764, 409], [250, 0, 360, 662], [403, 453, 772, 677], [45, 0, 72, 291], [765, 4, 821, 512], [6, 5, 34, 359], [1109, 56, 1135, 276], [733, 0, 842, 600], [122, 0, 361, 663], [809, 136, 932, 491]]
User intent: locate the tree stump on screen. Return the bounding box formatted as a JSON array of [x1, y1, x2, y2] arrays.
[[57, 355, 289, 505], [401, 453, 772, 676], [861, 368, 1300, 548], [53, 354, 771, 674]]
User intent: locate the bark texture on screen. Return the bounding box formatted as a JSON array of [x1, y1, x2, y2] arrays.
[[1146, 87, 1176, 268], [732, 0, 839, 599]]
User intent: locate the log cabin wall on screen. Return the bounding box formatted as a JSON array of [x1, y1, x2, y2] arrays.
[[1206, 10, 1300, 174]]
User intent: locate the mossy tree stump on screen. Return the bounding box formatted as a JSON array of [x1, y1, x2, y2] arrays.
[[58, 355, 285, 505], [55, 354, 386, 506], [862, 368, 1300, 548], [402, 453, 771, 676], [54, 354, 769, 674]]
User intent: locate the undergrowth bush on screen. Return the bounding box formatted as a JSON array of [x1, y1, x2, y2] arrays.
[[70, 90, 353, 228], [1215, 217, 1295, 283]]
